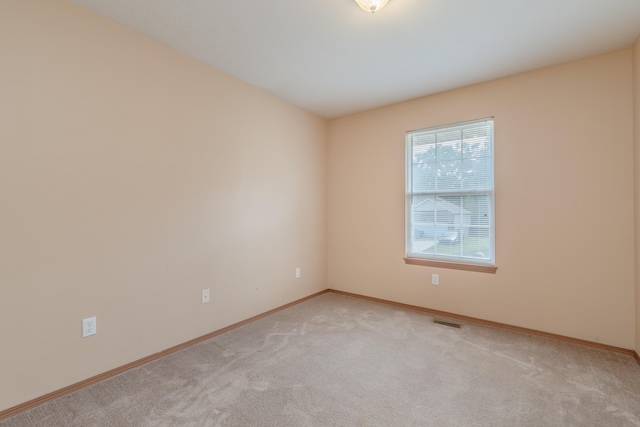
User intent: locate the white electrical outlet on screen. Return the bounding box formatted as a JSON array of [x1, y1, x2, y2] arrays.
[[295, 268, 301, 279], [432, 274, 439, 285], [82, 316, 96, 337], [201, 289, 210, 304]]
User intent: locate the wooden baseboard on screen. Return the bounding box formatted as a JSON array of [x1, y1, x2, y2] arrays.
[[0, 289, 330, 422], [635, 351, 640, 367], [327, 289, 636, 356]]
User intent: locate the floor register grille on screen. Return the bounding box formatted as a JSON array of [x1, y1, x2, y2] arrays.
[[433, 319, 463, 329]]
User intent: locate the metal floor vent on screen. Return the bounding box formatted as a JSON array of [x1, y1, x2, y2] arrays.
[[433, 319, 462, 329]]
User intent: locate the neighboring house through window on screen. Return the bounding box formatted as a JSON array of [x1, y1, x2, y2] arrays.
[[405, 118, 495, 271]]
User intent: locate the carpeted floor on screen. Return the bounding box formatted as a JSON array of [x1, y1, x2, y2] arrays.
[[3, 292, 640, 426]]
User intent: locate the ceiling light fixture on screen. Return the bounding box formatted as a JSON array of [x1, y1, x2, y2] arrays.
[[354, 0, 389, 14]]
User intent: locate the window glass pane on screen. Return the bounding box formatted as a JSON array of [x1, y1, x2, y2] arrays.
[[435, 159, 463, 191], [436, 136, 461, 162], [412, 162, 436, 193], [412, 134, 436, 163], [461, 157, 490, 190]]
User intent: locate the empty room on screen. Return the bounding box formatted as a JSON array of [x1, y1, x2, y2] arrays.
[[2, 0, 640, 425]]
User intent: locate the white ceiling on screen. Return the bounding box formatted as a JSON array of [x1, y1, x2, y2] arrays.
[[70, 0, 640, 119]]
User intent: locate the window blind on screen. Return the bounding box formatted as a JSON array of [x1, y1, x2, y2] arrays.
[[406, 119, 495, 264]]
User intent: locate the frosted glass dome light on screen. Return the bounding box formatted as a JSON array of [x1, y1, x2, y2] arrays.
[[354, 0, 389, 14]]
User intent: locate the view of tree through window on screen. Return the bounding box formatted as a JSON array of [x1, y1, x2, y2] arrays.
[[406, 119, 494, 264]]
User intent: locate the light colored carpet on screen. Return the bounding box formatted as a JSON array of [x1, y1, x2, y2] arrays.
[[3, 292, 640, 426]]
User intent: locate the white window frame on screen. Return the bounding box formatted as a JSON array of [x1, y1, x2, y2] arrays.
[[404, 118, 496, 273]]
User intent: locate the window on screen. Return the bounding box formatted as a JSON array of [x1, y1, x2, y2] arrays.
[[405, 118, 495, 271]]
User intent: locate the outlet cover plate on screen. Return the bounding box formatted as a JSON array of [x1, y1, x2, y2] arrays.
[[202, 289, 210, 304], [82, 316, 96, 337]]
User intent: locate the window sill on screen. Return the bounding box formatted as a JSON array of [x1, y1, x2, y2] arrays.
[[404, 257, 498, 274]]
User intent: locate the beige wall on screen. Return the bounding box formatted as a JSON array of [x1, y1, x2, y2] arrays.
[[328, 51, 635, 349], [0, 0, 327, 411], [634, 36, 640, 356]]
